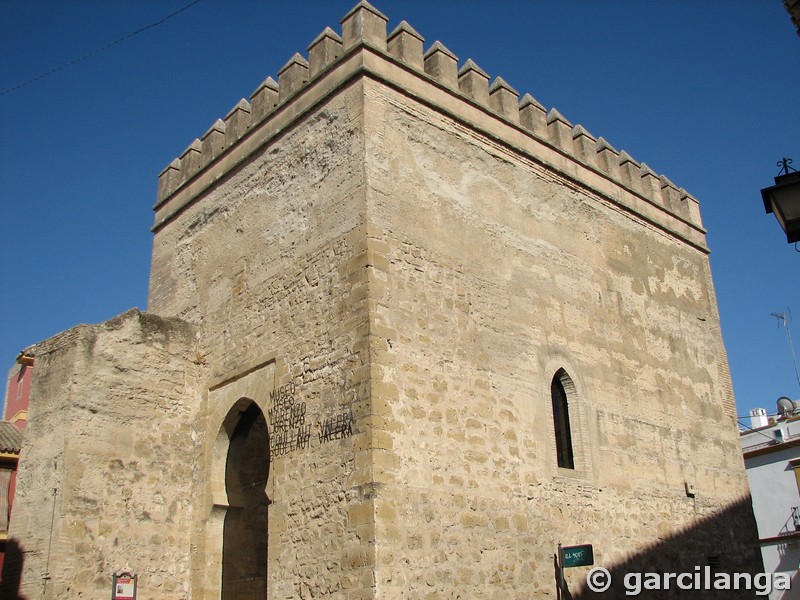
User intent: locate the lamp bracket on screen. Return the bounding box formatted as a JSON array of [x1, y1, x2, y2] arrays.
[[778, 157, 797, 176]]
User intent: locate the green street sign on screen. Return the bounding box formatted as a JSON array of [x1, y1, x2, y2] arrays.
[[561, 544, 594, 568]]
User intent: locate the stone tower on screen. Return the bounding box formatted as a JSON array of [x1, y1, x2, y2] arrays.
[[7, 2, 760, 598]]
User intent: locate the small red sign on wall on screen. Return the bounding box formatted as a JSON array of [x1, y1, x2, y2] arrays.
[[112, 572, 137, 600]]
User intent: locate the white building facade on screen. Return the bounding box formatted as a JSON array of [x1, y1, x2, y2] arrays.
[[742, 406, 800, 599]]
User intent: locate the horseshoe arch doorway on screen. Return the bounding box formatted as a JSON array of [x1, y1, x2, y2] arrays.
[[219, 399, 270, 599]]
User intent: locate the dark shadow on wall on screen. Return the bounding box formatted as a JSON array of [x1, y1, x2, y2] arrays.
[[554, 553, 573, 600], [569, 495, 765, 599], [0, 538, 27, 600]]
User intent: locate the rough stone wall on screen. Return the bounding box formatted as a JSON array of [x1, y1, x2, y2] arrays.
[[8, 310, 199, 599], [361, 79, 760, 598], [149, 82, 380, 599]]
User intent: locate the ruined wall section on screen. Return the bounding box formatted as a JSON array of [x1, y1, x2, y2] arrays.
[[8, 310, 200, 600], [362, 79, 757, 598]]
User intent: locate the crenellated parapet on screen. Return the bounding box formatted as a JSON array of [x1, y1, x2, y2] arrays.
[[155, 0, 704, 245]]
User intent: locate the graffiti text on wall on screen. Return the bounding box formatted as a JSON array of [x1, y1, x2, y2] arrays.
[[267, 380, 357, 457], [268, 382, 311, 456]]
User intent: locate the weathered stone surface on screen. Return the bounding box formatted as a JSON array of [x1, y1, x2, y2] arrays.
[[361, 79, 758, 596], [9, 310, 200, 599], [387, 20, 424, 71], [278, 53, 310, 102], [7, 3, 759, 599], [341, 1, 388, 52], [149, 81, 374, 599], [308, 27, 343, 78], [457, 59, 490, 105], [423, 41, 458, 89]]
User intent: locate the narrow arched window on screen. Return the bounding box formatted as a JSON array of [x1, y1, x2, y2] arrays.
[[551, 370, 575, 470]]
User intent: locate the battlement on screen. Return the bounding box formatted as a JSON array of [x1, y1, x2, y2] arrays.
[[155, 1, 705, 248]]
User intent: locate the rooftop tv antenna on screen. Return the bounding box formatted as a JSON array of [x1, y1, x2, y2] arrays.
[[772, 309, 800, 391]]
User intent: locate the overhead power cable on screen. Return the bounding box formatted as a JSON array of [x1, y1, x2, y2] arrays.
[[0, 0, 201, 97]]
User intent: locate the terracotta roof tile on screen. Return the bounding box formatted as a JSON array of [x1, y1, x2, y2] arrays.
[[0, 422, 22, 454]]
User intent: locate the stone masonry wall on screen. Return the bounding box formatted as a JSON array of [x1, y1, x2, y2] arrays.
[[5, 2, 757, 598], [8, 310, 199, 599], [362, 79, 759, 598], [149, 82, 382, 599]]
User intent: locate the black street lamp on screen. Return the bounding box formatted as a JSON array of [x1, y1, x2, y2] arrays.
[[762, 158, 800, 244]]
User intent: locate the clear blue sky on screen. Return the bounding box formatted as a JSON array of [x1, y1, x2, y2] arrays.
[[1, 1, 798, 422]]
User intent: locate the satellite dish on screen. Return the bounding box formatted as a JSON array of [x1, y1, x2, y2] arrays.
[[777, 396, 795, 417]]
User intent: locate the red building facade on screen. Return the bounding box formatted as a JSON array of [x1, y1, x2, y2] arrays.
[[0, 355, 29, 580]]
